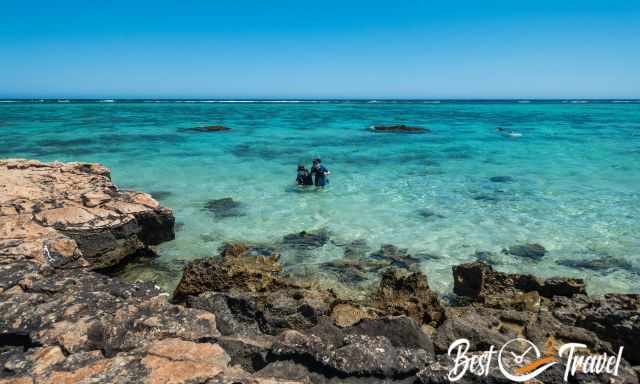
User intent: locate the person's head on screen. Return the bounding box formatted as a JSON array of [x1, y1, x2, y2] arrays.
[[496, 127, 504, 132], [312, 158, 321, 167], [297, 164, 306, 173]]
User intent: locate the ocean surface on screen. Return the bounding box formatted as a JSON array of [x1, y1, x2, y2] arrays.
[[1, 99, 639, 295]]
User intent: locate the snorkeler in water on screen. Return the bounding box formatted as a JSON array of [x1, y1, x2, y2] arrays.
[[296, 165, 313, 186], [311, 158, 330, 187], [496, 127, 522, 138]]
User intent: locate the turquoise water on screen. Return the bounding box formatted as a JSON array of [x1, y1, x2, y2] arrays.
[[1, 100, 639, 295]]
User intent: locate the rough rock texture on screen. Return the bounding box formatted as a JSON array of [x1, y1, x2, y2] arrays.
[[0, 159, 174, 269], [453, 261, 585, 309], [372, 269, 445, 327], [173, 243, 287, 303], [0, 160, 295, 384], [2, 159, 638, 384], [552, 293, 640, 365], [368, 125, 430, 133]]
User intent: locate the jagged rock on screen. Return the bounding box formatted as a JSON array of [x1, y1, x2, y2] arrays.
[[173, 250, 285, 302], [502, 243, 546, 260], [282, 230, 329, 249], [452, 261, 585, 309], [368, 125, 430, 133], [181, 125, 231, 132], [271, 324, 432, 378], [373, 269, 445, 327], [553, 293, 640, 365], [0, 264, 220, 357], [0, 159, 174, 269], [330, 303, 378, 327], [204, 198, 243, 218]]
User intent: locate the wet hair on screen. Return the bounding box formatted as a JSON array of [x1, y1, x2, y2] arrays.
[[313, 158, 321, 164]]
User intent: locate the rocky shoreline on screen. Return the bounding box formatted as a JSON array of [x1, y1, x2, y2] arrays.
[[1, 159, 638, 384]]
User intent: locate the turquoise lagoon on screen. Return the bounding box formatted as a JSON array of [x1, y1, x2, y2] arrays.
[[1, 100, 639, 295]]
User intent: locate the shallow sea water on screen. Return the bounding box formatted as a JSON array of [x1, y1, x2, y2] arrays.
[[1, 100, 639, 295]]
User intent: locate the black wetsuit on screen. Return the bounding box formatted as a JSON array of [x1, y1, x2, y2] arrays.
[[296, 171, 313, 186]]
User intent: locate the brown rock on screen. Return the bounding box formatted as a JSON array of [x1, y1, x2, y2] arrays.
[[452, 261, 586, 309], [142, 338, 229, 384], [173, 251, 285, 302], [372, 268, 445, 327], [0, 159, 175, 269]]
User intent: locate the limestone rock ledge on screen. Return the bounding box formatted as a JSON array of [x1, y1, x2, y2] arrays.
[[0, 160, 298, 384], [0, 159, 174, 269]]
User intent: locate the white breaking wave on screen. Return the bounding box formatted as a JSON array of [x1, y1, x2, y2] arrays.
[[99, 99, 115, 103]]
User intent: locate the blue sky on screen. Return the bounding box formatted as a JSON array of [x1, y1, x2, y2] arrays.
[[1, 0, 638, 98]]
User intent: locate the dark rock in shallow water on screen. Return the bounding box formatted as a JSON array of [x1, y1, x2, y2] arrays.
[[180, 125, 231, 132], [282, 229, 329, 249], [503, 243, 547, 259], [473, 250, 500, 265], [453, 261, 586, 310], [342, 239, 370, 259], [472, 193, 499, 202], [204, 197, 243, 218], [368, 244, 420, 270], [417, 209, 445, 220], [368, 124, 430, 133], [148, 190, 173, 200], [558, 256, 633, 271], [489, 175, 514, 183]]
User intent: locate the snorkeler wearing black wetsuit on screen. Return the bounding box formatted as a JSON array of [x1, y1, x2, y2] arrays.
[[296, 165, 313, 186]]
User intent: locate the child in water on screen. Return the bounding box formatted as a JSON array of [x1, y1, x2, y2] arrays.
[[296, 165, 313, 186]]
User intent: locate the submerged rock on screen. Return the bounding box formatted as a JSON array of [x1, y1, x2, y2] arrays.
[[489, 175, 514, 183], [180, 125, 231, 132], [368, 124, 430, 133], [503, 243, 547, 259], [0, 159, 174, 269], [558, 256, 633, 271], [368, 244, 420, 270], [417, 209, 445, 220], [204, 197, 243, 218], [282, 229, 329, 249], [473, 250, 501, 265]]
